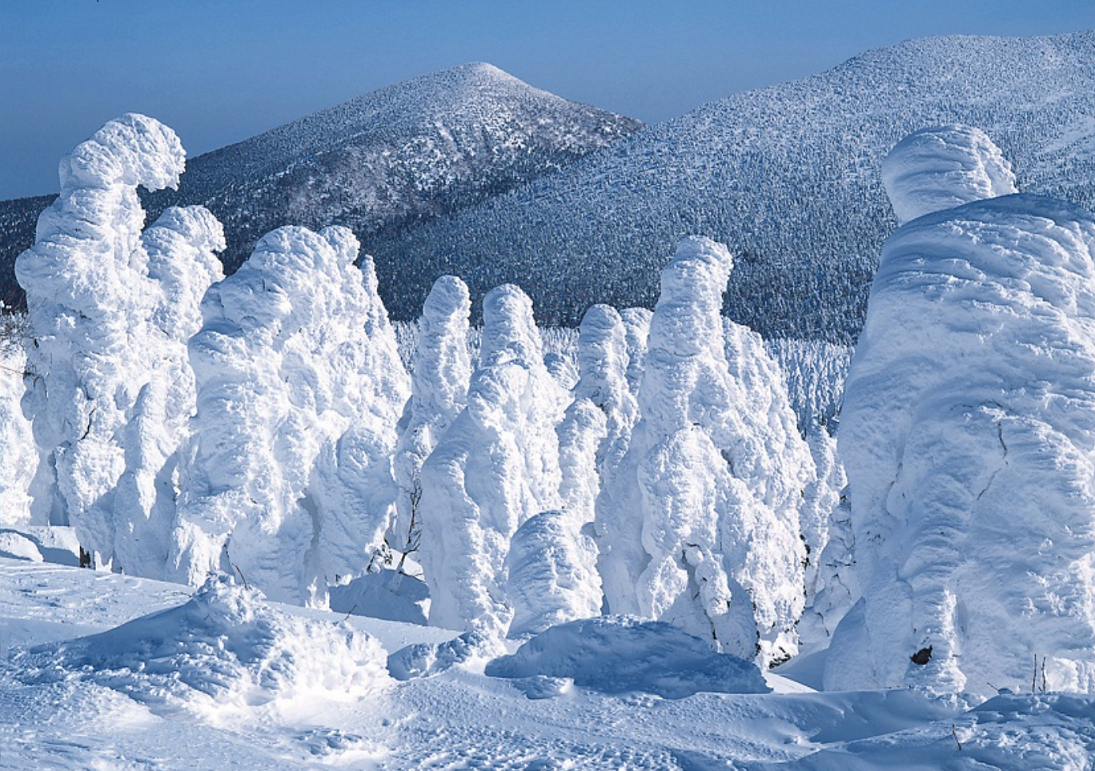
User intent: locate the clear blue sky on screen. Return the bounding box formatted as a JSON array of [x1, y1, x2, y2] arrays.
[[2, 0, 1094, 199]]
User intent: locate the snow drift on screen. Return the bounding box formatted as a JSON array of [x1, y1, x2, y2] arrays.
[[485, 615, 770, 699], [829, 126, 1095, 696], [11, 574, 391, 724]]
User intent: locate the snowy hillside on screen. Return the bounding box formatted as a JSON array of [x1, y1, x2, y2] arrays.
[[0, 63, 641, 306], [372, 31, 1095, 341]]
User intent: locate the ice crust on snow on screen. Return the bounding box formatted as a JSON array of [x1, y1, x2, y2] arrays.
[[596, 236, 813, 665], [485, 615, 770, 699], [172, 225, 408, 604], [418, 284, 566, 635], [15, 114, 188, 562], [11, 574, 390, 723], [881, 125, 1018, 225], [830, 128, 1095, 695]]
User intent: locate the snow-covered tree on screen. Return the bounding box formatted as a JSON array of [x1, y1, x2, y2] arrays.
[[418, 283, 565, 635], [112, 207, 226, 578], [827, 126, 1095, 696], [0, 316, 34, 528], [16, 114, 186, 566], [392, 275, 472, 561], [596, 236, 810, 665], [171, 225, 407, 605]]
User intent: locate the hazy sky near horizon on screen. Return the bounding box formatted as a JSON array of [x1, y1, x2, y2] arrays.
[[2, 0, 1094, 198]]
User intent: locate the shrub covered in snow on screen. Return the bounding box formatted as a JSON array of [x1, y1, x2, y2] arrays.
[[11, 574, 390, 723], [485, 615, 770, 699], [828, 126, 1095, 696]]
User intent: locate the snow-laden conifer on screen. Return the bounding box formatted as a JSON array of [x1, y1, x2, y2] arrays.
[[392, 276, 471, 560], [418, 284, 565, 635], [828, 126, 1095, 695], [16, 114, 186, 565], [172, 226, 407, 605], [597, 237, 810, 664]]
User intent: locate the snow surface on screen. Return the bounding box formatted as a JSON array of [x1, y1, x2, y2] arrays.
[[6, 558, 1093, 770]]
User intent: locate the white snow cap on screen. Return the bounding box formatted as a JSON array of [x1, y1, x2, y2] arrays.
[[830, 176, 1095, 695], [881, 125, 1018, 225]]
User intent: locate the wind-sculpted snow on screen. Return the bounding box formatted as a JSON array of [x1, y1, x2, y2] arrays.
[[10, 574, 390, 724], [418, 284, 565, 636], [392, 276, 471, 558], [15, 114, 186, 564], [172, 225, 408, 605], [485, 616, 770, 699], [829, 132, 1095, 695], [596, 237, 812, 665], [881, 125, 1018, 225]]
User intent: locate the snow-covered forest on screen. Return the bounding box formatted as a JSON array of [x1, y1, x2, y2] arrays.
[[4, 109, 1095, 769]]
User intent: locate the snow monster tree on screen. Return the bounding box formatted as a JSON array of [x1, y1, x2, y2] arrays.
[[828, 125, 1095, 696]]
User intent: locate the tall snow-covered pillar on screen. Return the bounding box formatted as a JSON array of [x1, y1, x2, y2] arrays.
[[597, 236, 809, 665]]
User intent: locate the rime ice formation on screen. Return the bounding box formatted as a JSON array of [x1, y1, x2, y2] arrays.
[[392, 276, 472, 558], [112, 207, 226, 578], [619, 307, 652, 396], [0, 328, 34, 528], [596, 237, 810, 665], [418, 284, 565, 635], [505, 510, 602, 638], [828, 128, 1095, 696], [172, 226, 407, 605], [15, 114, 186, 564], [880, 125, 1018, 226]]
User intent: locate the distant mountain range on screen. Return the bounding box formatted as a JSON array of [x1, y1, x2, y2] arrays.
[[0, 62, 641, 304], [4, 34, 1095, 342], [370, 32, 1095, 342]]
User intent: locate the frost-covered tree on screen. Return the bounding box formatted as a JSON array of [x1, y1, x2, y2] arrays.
[[392, 276, 471, 561], [112, 207, 226, 578], [596, 236, 811, 665], [0, 315, 34, 528], [827, 126, 1095, 696], [171, 225, 407, 605], [418, 283, 565, 635], [16, 114, 186, 566]]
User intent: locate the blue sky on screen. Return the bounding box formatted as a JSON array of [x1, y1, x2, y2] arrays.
[[2, 0, 1094, 198]]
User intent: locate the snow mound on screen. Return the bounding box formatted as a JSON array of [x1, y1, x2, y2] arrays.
[[484, 616, 770, 699], [387, 630, 500, 681], [11, 574, 391, 723], [881, 125, 1017, 225]]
